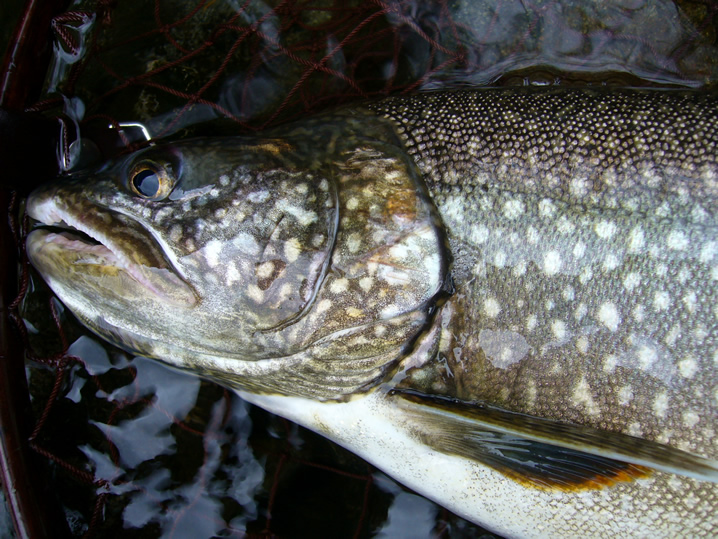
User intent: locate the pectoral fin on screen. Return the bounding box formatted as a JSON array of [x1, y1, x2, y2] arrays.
[[390, 389, 718, 491]]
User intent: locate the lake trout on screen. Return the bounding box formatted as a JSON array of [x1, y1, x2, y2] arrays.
[[25, 87, 718, 537]]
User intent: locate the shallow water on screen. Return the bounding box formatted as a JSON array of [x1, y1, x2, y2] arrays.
[[14, 0, 718, 536]]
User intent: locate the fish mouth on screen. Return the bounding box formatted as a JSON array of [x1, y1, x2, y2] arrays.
[[26, 193, 197, 306]]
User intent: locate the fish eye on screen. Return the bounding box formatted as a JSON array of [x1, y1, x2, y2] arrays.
[[129, 161, 175, 200]]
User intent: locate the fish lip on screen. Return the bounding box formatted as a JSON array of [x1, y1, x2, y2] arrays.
[[27, 196, 138, 276], [25, 192, 196, 305]]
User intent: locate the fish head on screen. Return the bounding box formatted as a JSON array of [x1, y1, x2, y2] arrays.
[[26, 133, 447, 397]]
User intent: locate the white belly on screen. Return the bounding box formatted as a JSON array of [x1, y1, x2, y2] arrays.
[[239, 390, 713, 538]]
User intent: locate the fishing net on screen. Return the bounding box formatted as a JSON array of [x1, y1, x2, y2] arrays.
[[2, 0, 718, 537]]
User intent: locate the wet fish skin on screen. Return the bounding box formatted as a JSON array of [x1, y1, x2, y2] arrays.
[[25, 88, 718, 537], [365, 88, 718, 536], [367, 88, 718, 442]]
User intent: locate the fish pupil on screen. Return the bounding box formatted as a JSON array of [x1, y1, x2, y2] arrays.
[[133, 169, 160, 198]]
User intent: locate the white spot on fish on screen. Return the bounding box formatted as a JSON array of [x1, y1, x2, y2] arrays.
[[247, 284, 264, 303], [700, 241, 717, 263], [570, 176, 588, 196], [572, 377, 599, 416], [330, 278, 349, 294], [493, 251, 507, 267], [315, 299, 331, 314], [656, 202, 671, 218], [278, 202, 317, 226], [471, 225, 489, 244], [579, 266, 592, 284], [543, 251, 562, 275], [347, 233, 362, 253], [284, 238, 301, 263], [346, 197, 359, 210], [602, 254, 620, 272], [526, 380, 537, 407], [576, 336, 589, 353], [226, 262, 240, 285], [556, 216, 575, 234], [277, 282, 293, 303], [693, 324, 708, 342], [628, 422, 643, 437], [526, 314, 537, 331], [562, 286, 575, 301], [359, 277, 373, 292], [653, 291, 670, 311], [503, 199, 524, 219], [603, 354, 618, 373], [595, 220, 617, 239], [618, 385, 633, 405], [169, 225, 182, 243], [628, 226, 644, 253], [203, 240, 222, 268], [666, 230, 689, 251], [389, 243, 408, 258], [623, 272, 641, 291], [677, 268, 691, 284], [312, 233, 325, 247], [682, 410, 700, 428], [597, 302, 620, 332], [483, 297, 501, 318], [248, 190, 270, 203], [678, 357, 698, 379], [526, 227, 540, 244], [637, 344, 658, 369], [380, 304, 401, 319], [573, 241, 586, 259], [538, 199, 555, 218], [653, 391, 669, 419], [256, 261, 275, 279], [551, 319, 567, 341], [682, 291, 697, 313]]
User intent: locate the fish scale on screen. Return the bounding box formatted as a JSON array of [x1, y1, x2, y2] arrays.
[[367, 88, 718, 220], [25, 87, 718, 536]]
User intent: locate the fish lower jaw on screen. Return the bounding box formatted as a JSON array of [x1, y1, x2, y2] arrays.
[[29, 228, 143, 283], [33, 229, 117, 263], [26, 228, 197, 307]]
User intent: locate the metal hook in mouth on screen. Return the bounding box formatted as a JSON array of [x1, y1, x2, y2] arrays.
[[108, 121, 154, 144]]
